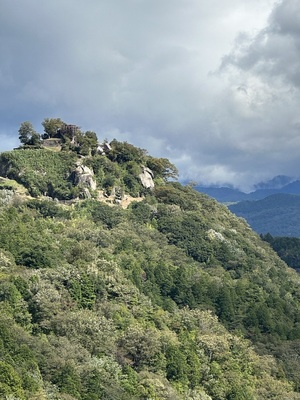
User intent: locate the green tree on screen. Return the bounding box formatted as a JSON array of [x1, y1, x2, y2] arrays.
[[54, 363, 82, 398], [18, 121, 41, 146], [0, 361, 25, 399], [74, 131, 98, 156], [68, 273, 96, 309], [165, 344, 188, 383], [109, 140, 146, 164], [146, 157, 178, 181], [84, 131, 98, 151], [215, 286, 236, 327], [42, 117, 64, 138]]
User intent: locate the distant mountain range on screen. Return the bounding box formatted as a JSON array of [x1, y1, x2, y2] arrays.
[[253, 175, 296, 190], [228, 193, 300, 237], [195, 176, 300, 236], [195, 175, 300, 203]]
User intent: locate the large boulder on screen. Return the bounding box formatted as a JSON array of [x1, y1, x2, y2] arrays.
[[139, 166, 154, 189], [71, 164, 97, 191]]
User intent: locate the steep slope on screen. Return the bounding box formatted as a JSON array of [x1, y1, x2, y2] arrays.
[[1, 144, 300, 399], [0, 149, 78, 198]]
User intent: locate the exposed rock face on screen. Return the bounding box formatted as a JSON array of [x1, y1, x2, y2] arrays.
[[96, 142, 112, 155], [0, 189, 15, 206], [71, 164, 97, 191], [207, 229, 225, 242], [42, 138, 62, 150], [139, 166, 154, 189]]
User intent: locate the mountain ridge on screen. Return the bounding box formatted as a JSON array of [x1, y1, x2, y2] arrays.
[[229, 192, 300, 237], [1, 125, 300, 399], [195, 175, 300, 203]]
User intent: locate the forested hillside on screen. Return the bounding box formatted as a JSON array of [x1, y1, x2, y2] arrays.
[[1, 126, 300, 399], [261, 234, 300, 273]]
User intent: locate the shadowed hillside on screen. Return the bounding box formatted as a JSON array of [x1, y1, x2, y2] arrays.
[[229, 193, 300, 236]]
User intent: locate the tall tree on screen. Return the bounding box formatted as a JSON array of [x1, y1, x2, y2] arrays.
[[42, 118, 64, 138], [18, 121, 40, 146]]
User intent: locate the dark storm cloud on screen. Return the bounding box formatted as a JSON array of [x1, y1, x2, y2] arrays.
[[221, 0, 300, 86], [216, 0, 300, 188], [2, 0, 296, 189]]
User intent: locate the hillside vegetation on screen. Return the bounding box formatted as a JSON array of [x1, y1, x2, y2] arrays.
[[1, 127, 300, 399], [261, 234, 300, 273]]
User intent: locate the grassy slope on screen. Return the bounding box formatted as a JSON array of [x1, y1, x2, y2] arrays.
[[0, 149, 78, 199]]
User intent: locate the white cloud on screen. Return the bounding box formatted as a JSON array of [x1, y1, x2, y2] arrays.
[[3, 0, 300, 190]]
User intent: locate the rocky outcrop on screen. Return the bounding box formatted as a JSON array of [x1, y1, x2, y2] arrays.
[[96, 142, 112, 155], [71, 164, 97, 191], [0, 188, 15, 206], [139, 166, 154, 189], [42, 138, 62, 150]]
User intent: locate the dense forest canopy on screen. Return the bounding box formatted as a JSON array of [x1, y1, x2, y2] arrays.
[[0, 119, 300, 399]]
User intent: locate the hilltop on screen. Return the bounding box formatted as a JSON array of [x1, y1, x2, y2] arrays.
[[2, 117, 178, 204], [0, 120, 300, 399]]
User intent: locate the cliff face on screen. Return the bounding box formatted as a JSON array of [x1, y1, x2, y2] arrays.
[[0, 144, 300, 399], [71, 163, 97, 193]]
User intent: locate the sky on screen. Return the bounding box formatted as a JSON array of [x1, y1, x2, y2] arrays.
[[1, 0, 300, 190]]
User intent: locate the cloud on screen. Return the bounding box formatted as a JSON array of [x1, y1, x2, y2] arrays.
[[221, 0, 300, 85], [216, 0, 300, 188], [2, 0, 299, 190]]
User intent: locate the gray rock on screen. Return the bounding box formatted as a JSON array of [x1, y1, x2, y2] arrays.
[[139, 166, 154, 189], [71, 164, 97, 191]]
